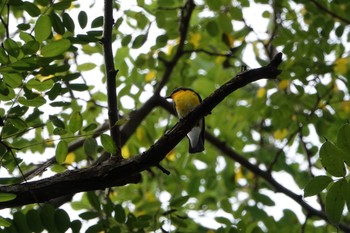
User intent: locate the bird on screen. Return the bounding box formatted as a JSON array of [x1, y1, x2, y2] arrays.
[[167, 87, 205, 153]]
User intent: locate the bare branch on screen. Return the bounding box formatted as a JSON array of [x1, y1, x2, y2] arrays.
[[103, 0, 122, 158]]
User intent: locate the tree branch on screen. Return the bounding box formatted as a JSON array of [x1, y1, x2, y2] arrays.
[[204, 132, 350, 232], [103, 0, 122, 158], [0, 53, 282, 209], [309, 0, 350, 25], [154, 0, 196, 94]]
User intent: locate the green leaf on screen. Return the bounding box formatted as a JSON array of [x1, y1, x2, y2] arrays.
[[62, 13, 75, 32], [87, 191, 101, 211], [23, 1, 41, 17], [53, 1, 71, 10], [155, 34, 168, 48], [50, 102, 71, 107], [319, 141, 346, 177], [0, 216, 11, 227], [114, 204, 126, 223], [70, 220, 82, 233], [79, 211, 99, 220], [40, 204, 57, 232], [0, 192, 16, 202], [35, 15, 52, 42], [26, 209, 44, 232], [206, 20, 220, 37], [50, 13, 65, 35], [17, 23, 31, 30], [114, 118, 128, 126], [135, 12, 149, 29], [135, 215, 152, 228], [252, 192, 275, 206], [220, 198, 233, 213], [18, 96, 46, 107], [100, 134, 117, 154], [3, 38, 20, 57], [215, 216, 232, 226], [83, 123, 98, 132], [13, 211, 30, 233], [304, 175, 333, 197], [3, 73, 23, 88], [91, 16, 104, 28], [132, 34, 147, 49], [325, 179, 346, 225], [7, 116, 27, 130], [205, 0, 221, 11], [55, 140, 68, 164], [68, 83, 89, 91], [54, 209, 70, 233], [78, 11, 88, 29], [26, 78, 54, 91], [47, 83, 62, 100], [218, 14, 233, 33], [53, 127, 68, 135], [170, 195, 189, 207], [41, 39, 71, 57], [345, 181, 350, 213], [0, 47, 9, 63], [49, 115, 65, 128], [121, 34, 132, 46], [337, 123, 350, 161], [22, 40, 40, 54], [84, 138, 97, 157], [68, 111, 82, 133], [77, 62, 96, 71]]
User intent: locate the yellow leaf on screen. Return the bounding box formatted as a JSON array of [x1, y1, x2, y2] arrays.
[[273, 128, 288, 140], [342, 101, 350, 113], [136, 127, 144, 141], [64, 152, 75, 165], [45, 138, 54, 146], [256, 87, 266, 98], [54, 34, 62, 40], [318, 101, 326, 109], [166, 39, 180, 55], [145, 191, 156, 202], [122, 145, 130, 159], [334, 57, 349, 75], [235, 166, 243, 181], [145, 70, 156, 82], [278, 79, 289, 90], [222, 33, 235, 47], [166, 149, 176, 161], [189, 33, 201, 48], [36, 74, 55, 82], [215, 56, 226, 65]]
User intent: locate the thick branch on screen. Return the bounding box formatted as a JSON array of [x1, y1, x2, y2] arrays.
[[0, 53, 282, 209], [103, 0, 121, 157]]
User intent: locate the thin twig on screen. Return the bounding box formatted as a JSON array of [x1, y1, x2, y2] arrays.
[[154, 0, 196, 94], [103, 0, 122, 158], [310, 0, 350, 25]]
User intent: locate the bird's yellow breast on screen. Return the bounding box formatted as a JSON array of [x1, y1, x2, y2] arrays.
[[172, 90, 201, 118]]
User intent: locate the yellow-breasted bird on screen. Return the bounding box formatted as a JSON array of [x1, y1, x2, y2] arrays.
[[167, 87, 205, 153]]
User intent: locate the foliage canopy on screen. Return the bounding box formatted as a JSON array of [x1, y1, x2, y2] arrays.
[[0, 0, 350, 232]]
